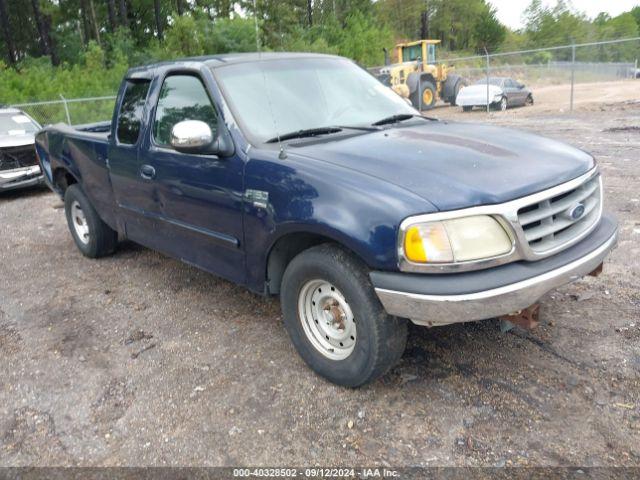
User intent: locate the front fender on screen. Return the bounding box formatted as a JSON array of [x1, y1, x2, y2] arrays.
[[242, 150, 436, 292]]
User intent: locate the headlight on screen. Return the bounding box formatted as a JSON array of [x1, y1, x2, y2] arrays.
[[402, 215, 512, 264]]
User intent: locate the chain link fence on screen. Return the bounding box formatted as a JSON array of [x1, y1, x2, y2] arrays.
[[9, 95, 116, 127], [8, 37, 640, 124], [370, 36, 640, 113]]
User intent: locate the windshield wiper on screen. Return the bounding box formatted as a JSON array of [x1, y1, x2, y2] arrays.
[[371, 113, 435, 126], [265, 126, 342, 143]]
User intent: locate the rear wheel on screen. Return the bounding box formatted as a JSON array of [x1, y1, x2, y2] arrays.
[[280, 244, 407, 387], [448, 79, 465, 105], [64, 184, 118, 258]]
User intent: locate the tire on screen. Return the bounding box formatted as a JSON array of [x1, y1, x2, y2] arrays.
[[280, 244, 407, 387], [412, 81, 437, 111], [525, 94, 534, 106], [64, 184, 118, 258], [462, 106, 473, 112], [448, 79, 465, 105], [497, 96, 508, 111]]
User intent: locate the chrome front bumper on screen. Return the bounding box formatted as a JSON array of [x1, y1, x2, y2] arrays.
[[373, 217, 618, 327], [0, 165, 43, 191]]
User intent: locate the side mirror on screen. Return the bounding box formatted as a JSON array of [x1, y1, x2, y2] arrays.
[[517, 82, 525, 89], [170, 119, 234, 157], [171, 120, 213, 153]]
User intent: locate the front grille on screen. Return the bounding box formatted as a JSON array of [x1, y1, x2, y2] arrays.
[[0, 145, 38, 171], [517, 173, 601, 254]]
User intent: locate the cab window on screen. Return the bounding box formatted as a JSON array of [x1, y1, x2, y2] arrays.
[[116, 80, 150, 145], [402, 45, 421, 62], [153, 74, 218, 147], [427, 44, 436, 64]]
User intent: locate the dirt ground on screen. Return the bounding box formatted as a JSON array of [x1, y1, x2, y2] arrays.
[[1, 95, 639, 469]]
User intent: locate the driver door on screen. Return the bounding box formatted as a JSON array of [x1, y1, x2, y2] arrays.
[[138, 71, 246, 284]]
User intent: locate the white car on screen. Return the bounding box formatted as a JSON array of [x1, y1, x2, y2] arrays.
[[0, 108, 44, 192], [456, 77, 533, 112]]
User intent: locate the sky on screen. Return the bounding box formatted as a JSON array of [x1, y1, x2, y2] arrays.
[[489, 0, 639, 30]]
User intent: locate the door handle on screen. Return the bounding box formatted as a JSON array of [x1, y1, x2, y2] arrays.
[[140, 164, 156, 180]]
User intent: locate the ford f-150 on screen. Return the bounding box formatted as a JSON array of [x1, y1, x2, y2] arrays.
[[35, 53, 618, 387]]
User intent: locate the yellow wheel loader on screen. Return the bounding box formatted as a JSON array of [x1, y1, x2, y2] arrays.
[[377, 39, 466, 110]]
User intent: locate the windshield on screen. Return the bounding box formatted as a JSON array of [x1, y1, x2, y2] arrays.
[[0, 112, 39, 136], [213, 57, 416, 144], [0, 112, 40, 135], [474, 77, 504, 87]]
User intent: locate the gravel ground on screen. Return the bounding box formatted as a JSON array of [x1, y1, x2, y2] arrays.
[[0, 101, 639, 468]]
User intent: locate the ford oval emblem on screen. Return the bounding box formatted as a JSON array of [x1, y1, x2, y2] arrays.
[[568, 203, 585, 220]]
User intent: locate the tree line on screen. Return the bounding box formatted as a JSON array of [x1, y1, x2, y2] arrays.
[[0, 0, 638, 102]]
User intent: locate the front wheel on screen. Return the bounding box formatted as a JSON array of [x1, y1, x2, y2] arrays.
[[499, 96, 508, 111], [412, 81, 437, 111], [525, 94, 534, 106], [280, 244, 407, 387]]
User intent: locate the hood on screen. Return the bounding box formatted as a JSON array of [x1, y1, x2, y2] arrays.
[[0, 133, 36, 149], [291, 121, 595, 211]]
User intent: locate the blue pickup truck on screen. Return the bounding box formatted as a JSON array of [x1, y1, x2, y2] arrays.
[[35, 53, 618, 387]]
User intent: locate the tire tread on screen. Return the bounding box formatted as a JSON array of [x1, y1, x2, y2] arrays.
[[64, 184, 118, 258], [281, 243, 407, 387]]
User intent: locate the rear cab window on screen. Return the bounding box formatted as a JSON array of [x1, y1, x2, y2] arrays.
[[116, 80, 151, 145]]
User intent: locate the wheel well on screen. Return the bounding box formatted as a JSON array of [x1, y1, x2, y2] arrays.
[[53, 168, 77, 194], [265, 232, 356, 295], [419, 73, 436, 87]]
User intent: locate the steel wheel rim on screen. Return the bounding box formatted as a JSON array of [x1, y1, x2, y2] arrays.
[[71, 200, 90, 245], [500, 97, 507, 111], [298, 279, 356, 360]]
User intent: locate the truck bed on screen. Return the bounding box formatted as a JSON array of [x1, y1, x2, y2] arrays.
[[35, 121, 117, 229], [48, 121, 111, 141]]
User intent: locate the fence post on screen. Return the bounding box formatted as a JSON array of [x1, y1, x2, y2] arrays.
[[570, 43, 576, 112], [59, 94, 71, 124], [484, 47, 490, 113], [418, 69, 422, 112]]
